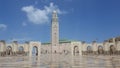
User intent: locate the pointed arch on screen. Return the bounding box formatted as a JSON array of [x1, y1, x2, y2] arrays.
[[32, 46, 38, 56], [29, 42, 41, 57], [87, 46, 92, 54], [18, 46, 25, 55], [73, 46, 79, 56], [98, 45, 104, 54], [110, 45, 116, 55], [6, 46, 12, 55]]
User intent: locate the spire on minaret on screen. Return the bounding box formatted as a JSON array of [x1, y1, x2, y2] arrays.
[[52, 10, 57, 18], [52, 10, 58, 23]]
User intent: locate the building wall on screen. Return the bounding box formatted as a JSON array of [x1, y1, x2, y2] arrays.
[[0, 40, 120, 56]]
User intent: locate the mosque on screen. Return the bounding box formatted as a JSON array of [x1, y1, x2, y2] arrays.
[[0, 11, 120, 57]]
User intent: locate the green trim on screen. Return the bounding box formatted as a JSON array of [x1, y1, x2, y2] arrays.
[[41, 39, 80, 45], [41, 42, 51, 45]]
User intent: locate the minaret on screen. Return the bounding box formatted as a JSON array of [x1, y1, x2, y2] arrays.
[[51, 10, 59, 53]]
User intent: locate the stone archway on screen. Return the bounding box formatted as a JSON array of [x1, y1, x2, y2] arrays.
[[73, 46, 79, 56], [110, 45, 116, 55], [98, 46, 104, 54], [32, 46, 38, 56], [29, 42, 41, 57], [18, 46, 25, 55], [87, 46, 92, 55], [6, 46, 12, 55]]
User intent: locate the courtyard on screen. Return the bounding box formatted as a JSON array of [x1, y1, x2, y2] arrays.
[[0, 55, 120, 68]]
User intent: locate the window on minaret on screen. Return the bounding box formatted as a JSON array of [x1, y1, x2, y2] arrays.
[[53, 25, 57, 28], [52, 17, 58, 22]]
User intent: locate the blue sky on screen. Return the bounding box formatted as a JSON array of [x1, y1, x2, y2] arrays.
[[0, 0, 120, 43]]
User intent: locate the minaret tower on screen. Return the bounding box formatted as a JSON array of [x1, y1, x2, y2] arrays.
[[51, 10, 59, 53]]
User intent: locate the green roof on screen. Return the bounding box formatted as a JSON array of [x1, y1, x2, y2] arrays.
[[41, 39, 80, 45], [41, 42, 51, 45], [59, 39, 71, 43]]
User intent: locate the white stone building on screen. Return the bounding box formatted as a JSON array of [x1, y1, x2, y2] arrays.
[[0, 11, 120, 57]]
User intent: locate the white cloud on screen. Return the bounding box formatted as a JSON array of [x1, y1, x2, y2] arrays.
[[0, 24, 7, 30], [22, 2, 66, 24]]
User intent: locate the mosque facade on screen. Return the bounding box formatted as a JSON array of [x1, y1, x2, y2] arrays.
[[0, 11, 120, 57]]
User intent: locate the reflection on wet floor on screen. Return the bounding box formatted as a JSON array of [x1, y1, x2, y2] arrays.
[[0, 55, 120, 68]]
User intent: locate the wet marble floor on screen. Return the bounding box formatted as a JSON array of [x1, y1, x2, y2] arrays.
[[0, 55, 120, 68]]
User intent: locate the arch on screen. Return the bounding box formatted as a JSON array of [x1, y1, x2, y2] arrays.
[[73, 46, 79, 56], [18, 46, 25, 55], [6, 46, 12, 55], [110, 45, 116, 55], [32, 46, 38, 56], [98, 45, 104, 54], [87, 46, 92, 54], [87, 46, 92, 51], [29, 42, 41, 57]]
